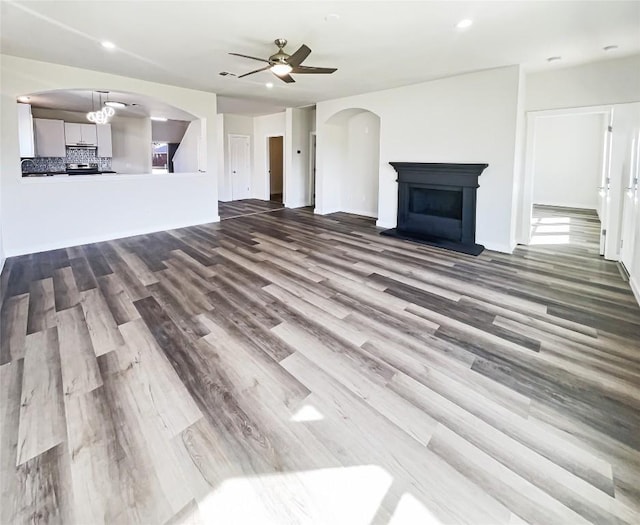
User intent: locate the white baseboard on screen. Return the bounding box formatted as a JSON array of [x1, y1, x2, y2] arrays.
[[285, 200, 310, 209], [313, 207, 340, 216], [375, 218, 396, 229], [630, 275, 640, 307], [482, 241, 515, 254], [5, 215, 221, 258], [341, 208, 378, 219]]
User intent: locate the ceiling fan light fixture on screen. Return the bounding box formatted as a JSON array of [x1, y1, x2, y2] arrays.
[[271, 63, 293, 76]]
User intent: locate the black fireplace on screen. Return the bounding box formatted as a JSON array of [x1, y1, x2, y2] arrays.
[[381, 162, 488, 255]]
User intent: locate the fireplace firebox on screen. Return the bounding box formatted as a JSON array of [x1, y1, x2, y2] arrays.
[[381, 162, 488, 255]]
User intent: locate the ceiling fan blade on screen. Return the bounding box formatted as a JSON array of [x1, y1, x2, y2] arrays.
[[291, 65, 337, 74], [287, 44, 311, 67], [275, 72, 295, 83], [238, 65, 271, 78], [229, 52, 270, 63]]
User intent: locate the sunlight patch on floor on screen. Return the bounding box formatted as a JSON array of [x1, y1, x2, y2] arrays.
[[192, 465, 393, 525], [388, 493, 444, 525], [290, 403, 325, 422], [530, 216, 572, 245]]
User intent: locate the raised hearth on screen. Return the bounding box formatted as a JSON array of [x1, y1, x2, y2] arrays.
[[381, 162, 488, 255]]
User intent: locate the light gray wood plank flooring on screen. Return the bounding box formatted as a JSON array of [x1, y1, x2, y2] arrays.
[[1, 204, 639, 524]]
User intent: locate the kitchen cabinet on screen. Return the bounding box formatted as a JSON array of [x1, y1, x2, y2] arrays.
[[34, 118, 66, 157], [17, 103, 35, 157], [65, 123, 98, 146], [96, 123, 112, 157]]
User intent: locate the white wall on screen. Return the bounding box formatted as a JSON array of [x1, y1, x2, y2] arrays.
[[285, 107, 314, 208], [172, 120, 201, 174], [111, 116, 152, 174], [1, 55, 219, 257], [532, 113, 605, 210], [253, 112, 285, 200], [345, 112, 380, 217], [316, 65, 524, 253], [526, 54, 640, 112], [151, 119, 189, 143], [221, 114, 253, 201]]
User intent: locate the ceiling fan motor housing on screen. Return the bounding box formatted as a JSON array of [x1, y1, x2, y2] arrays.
[[270, 39, 290, 64]]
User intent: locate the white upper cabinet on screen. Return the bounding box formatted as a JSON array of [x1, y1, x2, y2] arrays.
[[64, 123, 82, 145], [17, 103, 35, 158], [65, 122, 97, 146], [81, 123, 97, 146], [34, 118, 66, 157], [96, 124, 112, 157]]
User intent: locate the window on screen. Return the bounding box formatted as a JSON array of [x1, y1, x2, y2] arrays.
[[152, 142, 168, 173]]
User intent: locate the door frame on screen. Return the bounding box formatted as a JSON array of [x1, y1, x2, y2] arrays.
[[309, 131, 317, 207], [620, 129, 640, 270], [266, 134, 284, 202], [228, 134, 251, 201], [519, 105, 613, 247]]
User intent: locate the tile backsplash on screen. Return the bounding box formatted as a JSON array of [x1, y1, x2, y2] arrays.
[[22, 147, 112, 174]]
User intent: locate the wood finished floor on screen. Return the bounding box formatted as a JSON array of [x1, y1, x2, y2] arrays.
[[218, 199, 284, 220], [1, 203, 639, 524]]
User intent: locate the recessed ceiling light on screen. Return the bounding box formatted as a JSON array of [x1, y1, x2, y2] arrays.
[[265, 82, 274, 89], [150, 117, 167, 122], [101, 41, 116, 50], [547, 56, 562, 62], [603, 45, 619, 51], [17, 96, 31, 103], [105, 101, 126, 108], [324, 13, 340, 22], [456, 19, 473, 29]]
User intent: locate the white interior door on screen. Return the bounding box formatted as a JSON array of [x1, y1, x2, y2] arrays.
[[599, 120, 613, 255], [620, 130, 640, 271], [230, 135, 251, 200]]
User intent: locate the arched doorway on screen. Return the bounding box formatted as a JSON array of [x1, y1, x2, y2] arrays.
[[317, 108, 381, 218]]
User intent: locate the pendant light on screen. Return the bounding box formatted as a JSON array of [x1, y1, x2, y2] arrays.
[[87, 91, 115, 124]]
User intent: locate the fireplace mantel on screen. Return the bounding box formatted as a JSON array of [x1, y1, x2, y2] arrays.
[[382, 162, 488, 255]]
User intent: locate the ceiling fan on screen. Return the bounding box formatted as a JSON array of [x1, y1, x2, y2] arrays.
[[230, 38, 337, 84]]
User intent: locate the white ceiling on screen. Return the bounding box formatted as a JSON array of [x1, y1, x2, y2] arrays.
[[2, 1, 638, 116], [25, 90, 197, 120]]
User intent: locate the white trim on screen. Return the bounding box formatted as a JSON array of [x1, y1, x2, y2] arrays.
[[284, 200, 309, 209], [308, 131, 317, 207], [630, 275, 640, 307], [483, 241, 516, 254], [375, 218, 396, 229], [314, 206, 341, 216], [228, 134, 251, 201], [5, 215, 220, 258], [342, 208, 378, 218]]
